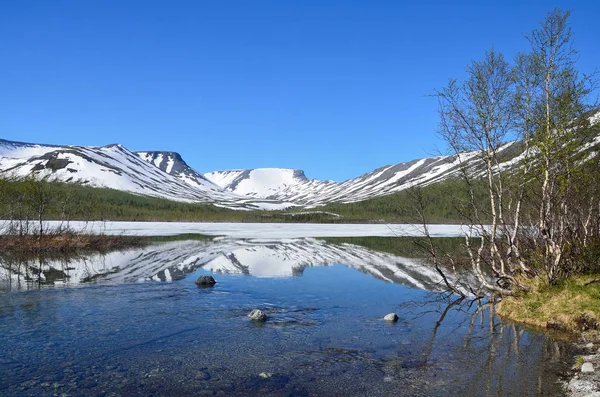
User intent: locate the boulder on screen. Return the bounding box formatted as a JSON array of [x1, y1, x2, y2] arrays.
[[384, 313, 399, 322], [248, 309, 268, 322], [195, 275, 216, 287]]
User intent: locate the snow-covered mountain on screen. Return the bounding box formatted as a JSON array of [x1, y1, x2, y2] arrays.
[[0, 139, 294, 210], [0, 137, 532, 209], [3, 112, 598, 210], [204, 168, 340, 200], [0, 238, 469, 293], [203, 148, 500, 207], [136, 151, 217, 191]]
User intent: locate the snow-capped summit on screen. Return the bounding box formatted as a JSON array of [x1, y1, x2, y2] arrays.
[[136, 151, 220, 192], [205, 168, 327, 198]]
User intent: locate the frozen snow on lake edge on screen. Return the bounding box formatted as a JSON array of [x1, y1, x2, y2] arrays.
[[0, 221, 469, 238]]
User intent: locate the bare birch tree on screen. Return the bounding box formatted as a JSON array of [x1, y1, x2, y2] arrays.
[[436, 49, 519, 295], [433, 8, 599, 294]]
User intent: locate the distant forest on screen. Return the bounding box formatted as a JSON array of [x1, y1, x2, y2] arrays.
[[0, 176, 484, 224]]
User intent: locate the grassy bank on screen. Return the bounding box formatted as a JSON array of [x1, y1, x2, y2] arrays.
[[497, 275, 600, 337], [0, 233, 148, 254]]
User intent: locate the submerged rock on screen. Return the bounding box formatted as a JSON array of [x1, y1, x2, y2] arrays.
[[248, 309, 268, 322], [384, 313, 399, 322], [195, 276, 216, 287]]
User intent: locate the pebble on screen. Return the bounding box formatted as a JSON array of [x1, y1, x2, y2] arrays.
[[581, 362, 595, 373]]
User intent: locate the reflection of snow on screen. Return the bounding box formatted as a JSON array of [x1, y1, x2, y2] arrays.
[[0, 238, 464, 293]]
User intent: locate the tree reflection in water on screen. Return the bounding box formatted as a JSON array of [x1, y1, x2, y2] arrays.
[[393, 293, 571, 396]]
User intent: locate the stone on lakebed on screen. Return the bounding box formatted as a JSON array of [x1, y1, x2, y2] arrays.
[[195, 276, 216, 287], [248, 309, 268, 322], [384, 313, 399, 322]]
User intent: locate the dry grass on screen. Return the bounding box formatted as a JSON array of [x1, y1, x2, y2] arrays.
[[497, 274, 600, 337], [0, 234, 147, 253]]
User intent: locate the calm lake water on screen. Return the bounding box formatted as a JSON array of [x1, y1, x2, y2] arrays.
[[0, 237, 572, 396]]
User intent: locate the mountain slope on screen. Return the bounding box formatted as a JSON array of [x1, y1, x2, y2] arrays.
[[136, 151, 218, 192], [205, 168, 337, 198], [205, 112, 600, 207], [204, 149, 488, 207], [0, 138, 555, 210], [2, 110, 598, 211], [0, 140, 294, 210]]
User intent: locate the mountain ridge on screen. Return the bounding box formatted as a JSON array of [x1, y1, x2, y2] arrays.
[[0, 139, 295, 210], [2, 115, 598, 210], [0, 137, 524, 209]]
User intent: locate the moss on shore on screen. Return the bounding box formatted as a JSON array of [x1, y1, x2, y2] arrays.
[[497, 275, 600, 338]]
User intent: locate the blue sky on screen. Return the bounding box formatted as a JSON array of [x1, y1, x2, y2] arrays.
[[1, 1, 599, 181]]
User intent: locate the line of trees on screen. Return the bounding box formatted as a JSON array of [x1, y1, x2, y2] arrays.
[[0, 175, 82, 238], [431, 8, 599, 294]]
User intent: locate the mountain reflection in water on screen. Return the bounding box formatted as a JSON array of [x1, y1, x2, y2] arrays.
[[0, 237, 464, 292], [0, 237, 572, 396]]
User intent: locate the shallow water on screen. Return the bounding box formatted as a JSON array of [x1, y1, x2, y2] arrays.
[[0, 238, 572, 396]]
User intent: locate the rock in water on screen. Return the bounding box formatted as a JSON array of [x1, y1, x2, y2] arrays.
[[195, 275, 216, 287], [248, 309, 268, 322], [581, 362, 595, 373], [384, 313, 399, 322]]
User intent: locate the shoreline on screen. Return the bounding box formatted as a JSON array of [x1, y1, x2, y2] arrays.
[[497, 276, 600, 396]]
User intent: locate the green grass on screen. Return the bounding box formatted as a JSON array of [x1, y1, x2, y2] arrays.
[[498, 275, 600, 336]]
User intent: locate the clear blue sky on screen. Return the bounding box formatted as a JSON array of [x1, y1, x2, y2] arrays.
[[1, 1, 599, 181]]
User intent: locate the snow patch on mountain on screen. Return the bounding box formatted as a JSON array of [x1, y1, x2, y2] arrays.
[[8, 119, 599, 210], [0, 139, 295, 210], [205, 168, 319, 198], [203, 147, 506, 207], [136, 150, 222, 192]]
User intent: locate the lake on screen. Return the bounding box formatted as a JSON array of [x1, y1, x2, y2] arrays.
[[0, 236, 572, 396]]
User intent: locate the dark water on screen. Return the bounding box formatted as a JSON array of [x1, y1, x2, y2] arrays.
[[0, 238, 572, 396]]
